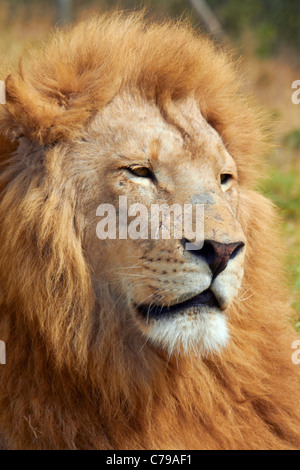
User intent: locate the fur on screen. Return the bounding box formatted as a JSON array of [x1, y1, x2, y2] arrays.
[[0, 12, 300, 450]]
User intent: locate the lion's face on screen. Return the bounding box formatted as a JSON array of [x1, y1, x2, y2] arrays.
[[69, 92, 246, 356]]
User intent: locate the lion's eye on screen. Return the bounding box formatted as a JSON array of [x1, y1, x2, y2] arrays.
[[127, 166, 154, 179], [220, 174, 232, 185]]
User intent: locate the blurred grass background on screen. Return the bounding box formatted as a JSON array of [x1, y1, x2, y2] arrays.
[[0, 0, 299, 328]]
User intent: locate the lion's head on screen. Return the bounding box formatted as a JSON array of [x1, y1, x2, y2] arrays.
[[79, 92, 247, 356], [0, 13, 266, 366]]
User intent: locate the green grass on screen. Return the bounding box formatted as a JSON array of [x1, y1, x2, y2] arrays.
[[283, 129, 300, 151], [259, 164, 300, 326]]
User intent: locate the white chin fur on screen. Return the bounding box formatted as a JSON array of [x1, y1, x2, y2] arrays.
[[146, 309, 229, 357]]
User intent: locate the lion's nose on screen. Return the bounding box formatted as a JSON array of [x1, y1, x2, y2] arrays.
[[183, 239, 245, 279]]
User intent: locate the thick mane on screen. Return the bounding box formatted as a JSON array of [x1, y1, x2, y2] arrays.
[[0, 12, 300, 450], [1, 12, 266, 183]]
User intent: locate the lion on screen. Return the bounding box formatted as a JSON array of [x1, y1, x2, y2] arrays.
[[0, 12, 300, 450]]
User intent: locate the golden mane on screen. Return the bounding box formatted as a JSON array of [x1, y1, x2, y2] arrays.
[[1, 12, 266, 182], [0, 12, 300, 450]]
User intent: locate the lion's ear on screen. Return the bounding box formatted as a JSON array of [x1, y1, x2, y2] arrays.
[[2, 66, 92, 146], [3, 72, 63, 145]]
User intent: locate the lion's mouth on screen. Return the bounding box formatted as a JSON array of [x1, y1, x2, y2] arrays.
[[136, 289, 220, 319]]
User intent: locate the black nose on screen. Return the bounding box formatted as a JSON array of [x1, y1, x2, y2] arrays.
[[183, 239, 245, 279]]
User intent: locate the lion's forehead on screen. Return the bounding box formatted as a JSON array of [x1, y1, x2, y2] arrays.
[[89, 92, 228, 166]]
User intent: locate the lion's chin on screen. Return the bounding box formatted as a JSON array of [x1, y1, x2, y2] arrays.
[[138, 307, 229, 357]]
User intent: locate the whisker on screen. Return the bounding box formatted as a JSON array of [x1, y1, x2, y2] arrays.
[[239, 292, 254, 302]]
